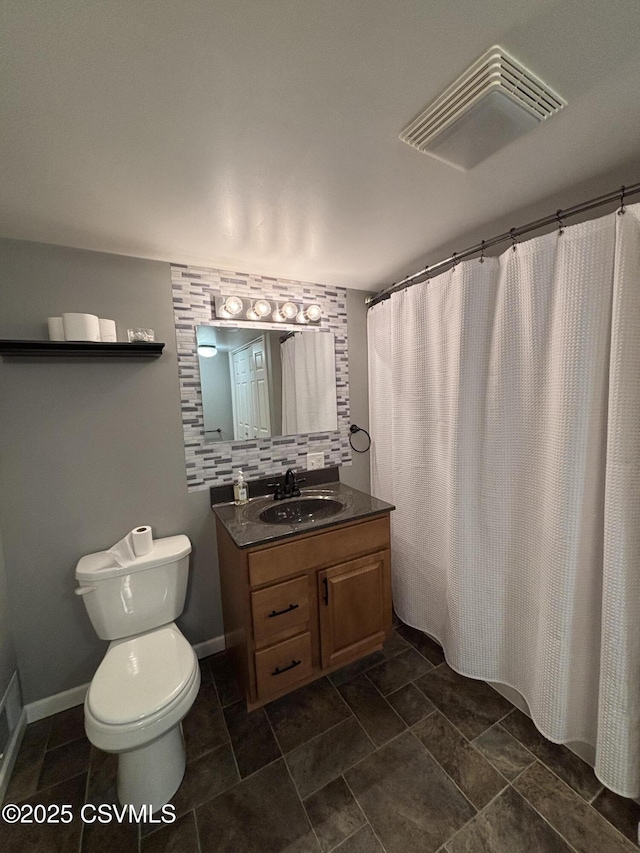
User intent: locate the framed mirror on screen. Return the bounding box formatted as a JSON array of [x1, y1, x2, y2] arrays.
[[196, 324, 338, 443]]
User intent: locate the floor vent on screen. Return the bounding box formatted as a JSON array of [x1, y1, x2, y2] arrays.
[[400, 45, 566, 170]]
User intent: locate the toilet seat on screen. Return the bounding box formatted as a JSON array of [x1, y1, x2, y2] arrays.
[[88, 624, 197, 725], [84, 624, 200, 753]]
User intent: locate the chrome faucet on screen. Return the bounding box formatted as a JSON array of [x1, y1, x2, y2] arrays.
[[268, 468, 305, 500]]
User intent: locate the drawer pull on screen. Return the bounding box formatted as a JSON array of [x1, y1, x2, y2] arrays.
[[268, 603, 300, 618], [272, 659, 301, 676], [323, 577, 329, 606]]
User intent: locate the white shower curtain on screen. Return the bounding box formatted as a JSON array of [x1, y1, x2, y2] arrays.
[[281, 331, 338, 434], [368, 203, 640, 797]]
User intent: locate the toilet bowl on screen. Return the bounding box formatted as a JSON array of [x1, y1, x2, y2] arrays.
[[75, 534, 200, 812], [84, 624, 200, 810]]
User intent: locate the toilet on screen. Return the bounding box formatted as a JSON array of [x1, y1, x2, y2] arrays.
[[75, 534, 200, 812]]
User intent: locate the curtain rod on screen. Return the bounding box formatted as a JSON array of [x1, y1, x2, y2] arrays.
[[367, 181, 640, 308]]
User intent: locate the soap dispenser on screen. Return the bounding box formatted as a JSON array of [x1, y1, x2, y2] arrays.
[[233, 470, 249, 505]]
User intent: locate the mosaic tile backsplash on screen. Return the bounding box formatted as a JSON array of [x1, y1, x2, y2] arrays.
[[171, 264, 351, 491]]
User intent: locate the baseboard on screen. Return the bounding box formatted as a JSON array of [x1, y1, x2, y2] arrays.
[[23, 634, 226, 724], [193, 634, 226, 659], [25, 682, 89, 724], [0, 707, 26, 803]]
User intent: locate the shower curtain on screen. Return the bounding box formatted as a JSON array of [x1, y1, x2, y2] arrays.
[[281, 331, 338, 434], [368, 204, 640, 797]]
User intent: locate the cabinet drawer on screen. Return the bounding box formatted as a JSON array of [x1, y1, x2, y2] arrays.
[[251, 576, 309, 644], [249, 515, 390, 587], [255, 633, 312, 699]]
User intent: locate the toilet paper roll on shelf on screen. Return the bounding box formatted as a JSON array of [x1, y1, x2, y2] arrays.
[[47, 317, 65, 341], [99, 318, 117, 342], [108, 526, 154, 567], [63, 313, 101, 342]]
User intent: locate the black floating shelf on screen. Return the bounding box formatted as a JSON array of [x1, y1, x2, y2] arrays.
[[0, 340, 165, 358]]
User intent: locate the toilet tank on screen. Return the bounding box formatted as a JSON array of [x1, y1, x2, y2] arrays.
[[75, 534, 192, 640]]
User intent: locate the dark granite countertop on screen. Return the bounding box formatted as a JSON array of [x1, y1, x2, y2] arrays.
[[212, 481, 395, 549]]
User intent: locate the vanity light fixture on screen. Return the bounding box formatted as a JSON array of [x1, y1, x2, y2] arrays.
[[197, 344, 218, 358], [222, 296, 243, 316], [213, 295, 322, 326], [253, 299, 272, 318]]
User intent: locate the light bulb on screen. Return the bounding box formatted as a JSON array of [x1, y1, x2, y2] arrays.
[[253, 299, 271, 317], [197, 344, 218, 358], [246, 308, 258, 320], [281, 301, 298, 320], [296, 310, 308, 324], [306, 304, 322, 322], [223, 296, 243, 316]]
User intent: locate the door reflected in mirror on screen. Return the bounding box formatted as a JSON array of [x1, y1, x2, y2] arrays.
[[196, 325, 338, 442]]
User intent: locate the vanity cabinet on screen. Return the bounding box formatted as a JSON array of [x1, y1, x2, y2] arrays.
[[215, 513, 392, 709]]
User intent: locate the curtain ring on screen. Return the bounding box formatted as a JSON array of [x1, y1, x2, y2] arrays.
[[451, 252, 458, 269], [349, 424, 371, 453], [479, 240, 486, 263], [618, 185, 626, 215], [556, 209, 565, 235], [509, 228, 518, 251]]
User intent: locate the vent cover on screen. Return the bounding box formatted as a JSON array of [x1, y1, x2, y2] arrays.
[[400, 46, 566, 170]]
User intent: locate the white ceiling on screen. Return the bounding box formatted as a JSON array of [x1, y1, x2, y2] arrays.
[[1, 0, 639, 291]]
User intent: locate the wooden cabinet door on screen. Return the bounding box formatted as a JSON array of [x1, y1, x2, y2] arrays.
[[318, 550, 390, 670]]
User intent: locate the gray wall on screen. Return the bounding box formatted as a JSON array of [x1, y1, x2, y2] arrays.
[[0, 529, 18, 702], [0, 237, 372, 704], [339, 290, 375, 494], [0, 239, 220, 703]]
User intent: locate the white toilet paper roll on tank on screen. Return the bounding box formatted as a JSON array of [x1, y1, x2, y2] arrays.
[[63, 313, 101, 341], [131, 526, 153, 557]]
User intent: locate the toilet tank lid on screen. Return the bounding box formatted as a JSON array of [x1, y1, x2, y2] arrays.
[[75, 534, 191, 581]]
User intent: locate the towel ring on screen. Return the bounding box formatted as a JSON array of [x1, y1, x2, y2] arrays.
[[349, 424, 371, 453]]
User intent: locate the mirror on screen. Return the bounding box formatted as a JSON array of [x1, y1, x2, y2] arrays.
[[196, 324, 338, 442]]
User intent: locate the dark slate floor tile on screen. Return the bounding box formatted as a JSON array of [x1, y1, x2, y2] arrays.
[[472, 722, 535, 782], [446, 786, 571, 853], [47, 704, 86, 750], [170, 741, 239, 816], [81, 811, 139, 853], [514, 761, 636, 853], [1, 772, 87, 853], [328, 634, 410, 689], [365, 648, 432, 695], [345, 731, 475, 853], [338, 675, 405, 747], [386, 682, 435, 726], [38, 736, 91, 791], [85, 746, 118, 805], [4, 718, 51, 802], [413, 712, 506, 810], [265, 678, 351, 754], [224, 700, 281, 778], [395, 623, 446, 666], [303, 776, 366, 852], [140, 811, 199, 853], [334, 824, 384, 852], [415, 664, 512, 739], [286, 717, 374, 799], [501, 709, 602, 800], [593, 786, 640, 846], [196, 758, 319, 852], [381, 631, 411, 658], [182, 680, 229, 762], [208, 652, 243, 707], [328, 652, 386, 688], [198, 655, 215, 685]]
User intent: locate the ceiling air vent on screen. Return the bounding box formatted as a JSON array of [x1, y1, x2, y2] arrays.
[[400, 46, 566, 171]]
